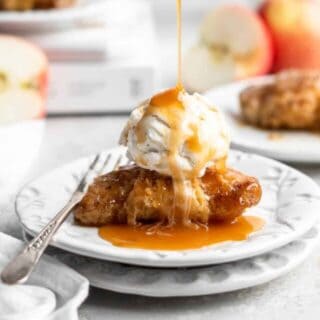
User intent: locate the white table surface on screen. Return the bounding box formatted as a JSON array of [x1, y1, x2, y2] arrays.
[[1, 116, 319, 320], [2, 1, 320, 319]]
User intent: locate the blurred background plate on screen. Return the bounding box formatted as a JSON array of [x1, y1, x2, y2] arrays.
[[0, 0, 108, 32], [205, 76, 320, 163], [0, 119, 45, 197]]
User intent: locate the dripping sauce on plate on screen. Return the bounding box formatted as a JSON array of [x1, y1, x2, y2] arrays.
[[99, 216, 265, 251]]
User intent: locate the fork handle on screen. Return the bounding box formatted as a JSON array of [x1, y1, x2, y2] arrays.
[[1, 192, 83, 285]]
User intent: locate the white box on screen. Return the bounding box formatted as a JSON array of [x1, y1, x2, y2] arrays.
[[47, 60, 156, 114], [43, 0, 158, 114]]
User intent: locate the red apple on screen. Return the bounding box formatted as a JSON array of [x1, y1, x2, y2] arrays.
[[183, 5, 273, 92], [0, 35, 48, 124], [261, 0, 320, 71]]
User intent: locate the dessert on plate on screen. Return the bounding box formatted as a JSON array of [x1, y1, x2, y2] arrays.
[[0, 0, 76, 11], [240, 70, 320, 130], [74, 0, 263, 250], [74, 87, 262, 228]]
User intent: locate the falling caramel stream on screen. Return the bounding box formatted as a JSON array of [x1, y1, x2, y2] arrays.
[[145, 0, 196, 226], [177, 0, 183, 88], [149, 87, 194, 225]]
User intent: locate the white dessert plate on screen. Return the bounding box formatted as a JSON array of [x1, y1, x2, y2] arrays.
[[0, 0, 107, 31], [15, 147, 320, 267], [26, 226, 320, 297], [205, 76, 320, 163]]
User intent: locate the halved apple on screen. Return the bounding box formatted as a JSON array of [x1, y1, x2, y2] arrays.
[[183, 5, 273, 92], [0, 35, 48, 124], [261, 0, 320, 71]]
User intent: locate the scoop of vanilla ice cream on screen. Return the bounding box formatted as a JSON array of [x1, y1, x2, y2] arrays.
[[120, 90, 230, 177]]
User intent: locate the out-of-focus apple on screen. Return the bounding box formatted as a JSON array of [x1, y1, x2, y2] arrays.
[[183, 5, 273, 92], [261, 0, 320, 71], [0, 35, 48, 124], [0, 35, 47, 195]]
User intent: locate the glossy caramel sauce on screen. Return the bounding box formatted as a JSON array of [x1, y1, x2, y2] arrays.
[[151, 87, 194, 225], [99, 216, 265, 250]]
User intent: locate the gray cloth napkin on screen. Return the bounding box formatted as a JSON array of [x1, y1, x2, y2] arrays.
[[0, 232, 89, 320]]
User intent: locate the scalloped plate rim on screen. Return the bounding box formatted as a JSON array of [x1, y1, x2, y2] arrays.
[[15, 147, 320, 267], [27, 225, 320, 297], [74, 227, 320, 297]]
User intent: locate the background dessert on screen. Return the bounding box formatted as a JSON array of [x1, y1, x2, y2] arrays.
[[240, 70, 320, 130], [0, 0, 76, 10]]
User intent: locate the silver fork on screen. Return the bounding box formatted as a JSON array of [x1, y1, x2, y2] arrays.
[[1, 152, 123, 285]]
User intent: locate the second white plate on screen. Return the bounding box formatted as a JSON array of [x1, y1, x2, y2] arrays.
[[32, 226, 320, 297], [205, 76, 320, 163], [15, 147, 320, 268]]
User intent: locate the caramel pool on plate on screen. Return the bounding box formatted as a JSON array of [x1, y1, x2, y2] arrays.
[[98, 216, 265, 251]]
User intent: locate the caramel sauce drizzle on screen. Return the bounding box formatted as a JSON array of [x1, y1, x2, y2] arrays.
[[177, 0, 183, 88], [149, 87, 193, 225], [134, 0, 224, 227], [134, 0, 195, 226], [153, 88, 187, 225], [96, 0, 264, 250]]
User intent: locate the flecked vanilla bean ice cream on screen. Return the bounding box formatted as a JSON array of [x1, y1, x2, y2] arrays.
[[120, 87, 230, 179]]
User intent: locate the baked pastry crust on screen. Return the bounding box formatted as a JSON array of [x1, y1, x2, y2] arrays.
[[240, 70, 320, 130], [0, 0, 75, 10], [74, 166, 262, 226]]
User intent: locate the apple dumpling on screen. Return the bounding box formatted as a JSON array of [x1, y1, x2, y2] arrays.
[[0, 0, 76, 10], [240, 70, 320, 130]]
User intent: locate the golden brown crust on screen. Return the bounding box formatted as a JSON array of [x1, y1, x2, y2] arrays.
[[240, 70, 320, 130], [0, 0, 75, 10], [74, 166, 262, 226], [35, 0, 75, 9]]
